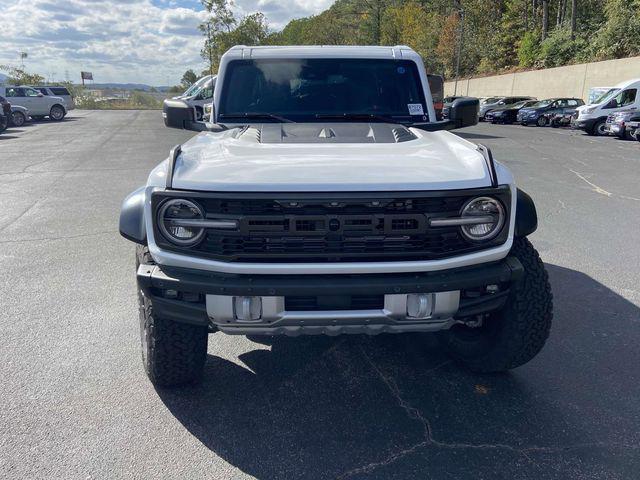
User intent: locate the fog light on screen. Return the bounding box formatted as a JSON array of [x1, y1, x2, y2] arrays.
[[163, 289, 179, 299], [233, 296, 262, 322], [406, 294, 432, 319]]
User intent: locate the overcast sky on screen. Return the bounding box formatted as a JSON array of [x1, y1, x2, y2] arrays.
[[2, 0, 333, 85]]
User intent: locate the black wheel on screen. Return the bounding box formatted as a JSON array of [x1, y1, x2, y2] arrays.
[[439, 238, 553, 372], [49, 105, 65, 121], [536, 116, 548, 127], [0, 117, 7, 133], [136, 245, 208, 387], [11, 111, 26, 127], [589, 119, 607, 136]]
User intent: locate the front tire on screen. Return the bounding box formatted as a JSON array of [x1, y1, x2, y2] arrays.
[[536, 116, 548, 127], [136, 245, 208, 387], [439, 238, 552, 372], [589, 119, 607, 136], [11, 111, 26, 127], [49, 105, 65, 121]]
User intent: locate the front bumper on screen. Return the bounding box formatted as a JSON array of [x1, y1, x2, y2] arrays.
[[137, 257, 523, 336], [572, 118, 596, 130]]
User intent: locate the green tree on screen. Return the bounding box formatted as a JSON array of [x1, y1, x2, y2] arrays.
[[0, 66, 45, 85], [591, 0, 640, 60], [181, 69, 198, 86]]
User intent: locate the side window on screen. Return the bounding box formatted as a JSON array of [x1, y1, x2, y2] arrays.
[[6, 88, 23, 97], [567, 100, 578, 107], [36, 88, 48, 95], [25, 88, 40, 97], [620, 89, 637, 107], [556, 100, 568, 108], [50, 87, 70, 96]]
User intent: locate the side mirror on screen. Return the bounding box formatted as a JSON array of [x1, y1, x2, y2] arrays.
[[448, 98, 479, 129], [162, 99, 225, 132], [604, 99, 618, 109], [498, 101, 505, 105]]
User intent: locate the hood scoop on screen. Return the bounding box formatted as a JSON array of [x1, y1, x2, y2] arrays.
[[235, 123, 417, 144]]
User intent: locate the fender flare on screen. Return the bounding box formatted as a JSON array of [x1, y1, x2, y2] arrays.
[[515, 188, 538, 237], [119, 186, 147, 244]]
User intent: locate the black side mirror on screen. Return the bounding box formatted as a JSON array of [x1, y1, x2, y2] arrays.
[[162, 99, 225, 132], [449, 98, 479, 129]]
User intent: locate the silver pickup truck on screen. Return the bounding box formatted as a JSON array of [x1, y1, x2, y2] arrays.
[[120, 45, 552, 387]]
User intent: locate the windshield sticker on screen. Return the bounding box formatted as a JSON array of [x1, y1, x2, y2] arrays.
[[408, 104, 424, 115], [397, 66, 406, 74]]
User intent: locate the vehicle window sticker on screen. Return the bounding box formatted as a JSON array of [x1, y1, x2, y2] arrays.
[[408, 104, 424, 115]]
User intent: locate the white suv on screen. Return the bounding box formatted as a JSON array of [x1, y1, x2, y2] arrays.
[[32, 85, 75, 110], [0, 86, 67, 121]]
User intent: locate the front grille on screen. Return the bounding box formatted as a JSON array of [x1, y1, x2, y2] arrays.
[[152, 189, 511, 263], [285, 295, 384, 311]]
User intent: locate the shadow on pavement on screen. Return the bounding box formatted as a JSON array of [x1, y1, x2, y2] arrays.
[[157, 264, 640, 479], [455, 131, 504, 140]]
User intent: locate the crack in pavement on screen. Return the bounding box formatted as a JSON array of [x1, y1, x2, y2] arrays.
[[337, 345, 639, 478]]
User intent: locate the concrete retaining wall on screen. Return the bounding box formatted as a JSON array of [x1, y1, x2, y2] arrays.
[[444, 56, 640, 101]]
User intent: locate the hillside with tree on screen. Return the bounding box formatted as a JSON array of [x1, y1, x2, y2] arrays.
[[200, 0, 640, 79]]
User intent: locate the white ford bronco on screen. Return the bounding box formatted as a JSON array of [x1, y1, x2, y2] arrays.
[[120, 45, 552, 387]]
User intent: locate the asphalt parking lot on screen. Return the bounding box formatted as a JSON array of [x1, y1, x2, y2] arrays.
[[1, 111, 639, 479]]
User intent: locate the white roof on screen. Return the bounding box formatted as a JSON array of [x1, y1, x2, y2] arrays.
[[223, 45, 419, 60]]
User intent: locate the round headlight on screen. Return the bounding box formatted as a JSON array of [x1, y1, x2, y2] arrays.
[[460, 197, 505, 241], [158, 199, 205, 246]]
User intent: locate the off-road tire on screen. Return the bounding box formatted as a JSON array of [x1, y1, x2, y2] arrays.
[[439, 238, 553, 372], [136, 245, 208, 387]]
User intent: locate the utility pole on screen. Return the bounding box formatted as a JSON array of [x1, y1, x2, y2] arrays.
[[19, 52, 27, 69], [206, 22, 214, 77], [453, 8, 465, 96]]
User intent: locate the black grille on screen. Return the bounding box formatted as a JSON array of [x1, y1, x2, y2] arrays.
[[153, 189, 510, 263], [285, 295, 384, 311]]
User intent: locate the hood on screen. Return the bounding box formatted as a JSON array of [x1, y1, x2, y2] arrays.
[[170, 123, 492, 192]]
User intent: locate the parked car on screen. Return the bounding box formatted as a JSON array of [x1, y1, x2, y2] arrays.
[[574, 78, 640, 135], [485, 100, 537, 124], [1, 95, 31, 127], [170, 75, 216, 121], [32, 85, 75, 110], [517, 98, 584, 126], [479, 96, 536, 121], [605, 110, 640, 140], [122, 45, 552, 387], [0, 86, 67, 121]]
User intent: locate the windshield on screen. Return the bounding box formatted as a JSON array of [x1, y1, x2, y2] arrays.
[[482, 97, 502, 104], [182, 76, 209, 97], [510, 101, 528, 109], [593, 88, 620, 106], [189, 77, 215, 99], [218, 58, 428, 122]]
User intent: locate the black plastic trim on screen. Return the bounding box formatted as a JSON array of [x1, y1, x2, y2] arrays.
[[165, 144, 181, 189], [119, 187, 147, 245], [515, 188, 538, 237], [137, 257, 523, 297], [477, 144, 498, 187]]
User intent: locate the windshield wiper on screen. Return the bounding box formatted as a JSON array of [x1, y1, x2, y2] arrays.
[[315, 113, 410, 124], [219, 112, 295, 123]]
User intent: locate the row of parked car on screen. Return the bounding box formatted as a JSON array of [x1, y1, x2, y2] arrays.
[[0, 85, 75, 133], [442, 78, 640, 142]]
